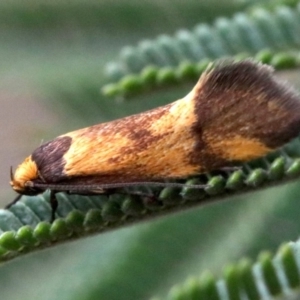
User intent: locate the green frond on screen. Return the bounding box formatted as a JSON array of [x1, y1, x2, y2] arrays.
[[154, 241, 300, 300], [102, 50, 300, 99], [105, 4, 300, 81]]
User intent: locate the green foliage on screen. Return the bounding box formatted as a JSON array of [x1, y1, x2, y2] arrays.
[[1, 1, 300, 300]]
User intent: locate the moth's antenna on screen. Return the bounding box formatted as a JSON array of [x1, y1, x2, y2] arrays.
[[29, 181, 207, 191], [10, 166, 14, 181]]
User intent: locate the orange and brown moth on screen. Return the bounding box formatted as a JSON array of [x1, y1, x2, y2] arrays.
[[9, 60, 300, 220]]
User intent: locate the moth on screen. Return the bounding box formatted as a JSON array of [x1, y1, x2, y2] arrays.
[[9, 60, 300, 220]]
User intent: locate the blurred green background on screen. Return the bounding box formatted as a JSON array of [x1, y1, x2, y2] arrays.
[[1, 0, 300, 299]]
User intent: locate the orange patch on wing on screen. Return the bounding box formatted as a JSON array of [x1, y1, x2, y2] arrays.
[[208, 135, 271, 161], [61, 91, 201, 180]]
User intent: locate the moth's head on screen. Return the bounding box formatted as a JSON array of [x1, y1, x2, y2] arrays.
[[10, 156, 40, 195]]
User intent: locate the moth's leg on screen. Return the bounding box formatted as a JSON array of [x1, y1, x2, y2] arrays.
[[5, 194, 22, 209], [50, 190, 58, 223]]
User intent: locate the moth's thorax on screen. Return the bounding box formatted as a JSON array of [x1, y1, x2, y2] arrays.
[[10, 156, 38, 193]]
